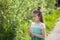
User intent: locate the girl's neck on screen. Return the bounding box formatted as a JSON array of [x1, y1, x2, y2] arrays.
[[35, 21, 41, 24]]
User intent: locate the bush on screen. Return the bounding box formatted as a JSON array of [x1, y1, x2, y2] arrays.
[[44, 9, 60, 35], [0, 0, 57, 40]]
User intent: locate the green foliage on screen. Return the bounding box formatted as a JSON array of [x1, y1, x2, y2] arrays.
[[0, 0, 58, 40], [44, 9, 60, 35]]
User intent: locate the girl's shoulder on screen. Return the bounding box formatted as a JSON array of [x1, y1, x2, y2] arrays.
[[40, 22, 46, 29], [40, 22, 45, 26]]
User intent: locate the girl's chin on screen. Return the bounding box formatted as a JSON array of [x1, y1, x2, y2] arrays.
[[34, 21, 38, 22]]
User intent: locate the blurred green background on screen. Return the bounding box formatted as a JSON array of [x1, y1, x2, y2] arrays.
[[0, 0, 60, 40]]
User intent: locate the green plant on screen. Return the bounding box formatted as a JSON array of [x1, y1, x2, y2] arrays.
[[0, 0, 58, 40]]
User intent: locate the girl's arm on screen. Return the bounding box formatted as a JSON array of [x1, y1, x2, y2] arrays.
[[27, 27, 32, 37], [32, 28, 45, 38]]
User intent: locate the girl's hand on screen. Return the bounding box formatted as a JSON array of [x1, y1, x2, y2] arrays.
[[31, 34, 35, 37], [27, 27, 31, 33], [27, 27, 32, 37], [27, 27, 35, 37]]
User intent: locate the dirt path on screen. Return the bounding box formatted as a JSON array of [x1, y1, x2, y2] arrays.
[[47, 18, 60, 40]]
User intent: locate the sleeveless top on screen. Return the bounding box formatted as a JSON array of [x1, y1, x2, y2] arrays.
[[30, 22, 46, 40]]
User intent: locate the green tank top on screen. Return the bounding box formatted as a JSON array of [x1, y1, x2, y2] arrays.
[[30, 22, 46, 40]]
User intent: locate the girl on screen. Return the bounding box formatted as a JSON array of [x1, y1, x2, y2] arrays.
[[27, 7, 46, 40]]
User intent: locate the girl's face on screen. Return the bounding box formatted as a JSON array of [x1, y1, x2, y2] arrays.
[[32, 13, 40, 22]]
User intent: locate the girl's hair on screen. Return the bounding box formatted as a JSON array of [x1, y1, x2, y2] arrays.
[[32, 7, 44, 23]]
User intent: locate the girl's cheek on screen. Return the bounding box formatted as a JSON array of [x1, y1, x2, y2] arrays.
[[36, 17, 38, 19], [33, 17, 39, 21], [35, 17, 38, 21], [36, 17, 40, 21]]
